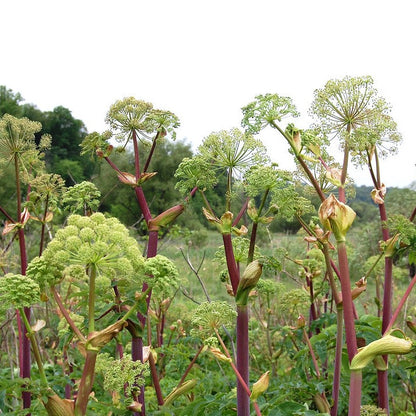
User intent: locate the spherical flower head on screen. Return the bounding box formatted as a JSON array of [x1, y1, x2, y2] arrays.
[[62, 181, 101, 214], [279, 288, 310, 319], [28, 213, 145, 289], [198, 128, 269, 177], [309, 75, 401, 166], [271, 185, 314, 221], [26, 256, 64, 289], [241, 93, 300, 135], [191, 301, 237, 340], [96, 353, 149, 397], [80, 131, 113, 159], [143, 255, 179, 300], [174, 156, 217, 195], [106, 97, 180, 144], [25, 173, 66, 215], [0, 273, 40, 309], [244, 164, 290, 197], [0, 114, 42, 162]]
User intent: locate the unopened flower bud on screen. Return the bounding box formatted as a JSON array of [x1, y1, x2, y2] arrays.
[[350, 333, 413, 371], [250, 371, 270, 402], [44, 394, 74, 416], [406, 317, 416, 334], [236, 260, 263, 306], [247, 199, 258, 221], [318, 194, 356, 242], [163, 379, 197, 407], [149, 204, 185, 231]]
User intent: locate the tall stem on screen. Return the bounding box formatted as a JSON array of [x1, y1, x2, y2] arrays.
[[74, 350, 97, 416], [236, 305, 250, 416], [222, 233, 240, 294], [337, 241, 361, 415], [88, 266, 96, 334], [15, 154, 31, 409], [19, 307, 49, 388]]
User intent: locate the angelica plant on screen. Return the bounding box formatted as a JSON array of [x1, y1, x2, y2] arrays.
[[81, 97, 189, 414], [310, 75, 402, 413], [0, 113, 53, 410], [26, 212, 149, 415], [0, 273, 76, 415], [176, 128, 301, 416]]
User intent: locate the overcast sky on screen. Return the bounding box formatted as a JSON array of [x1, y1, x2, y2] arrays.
[[1, 0, 415, 188]]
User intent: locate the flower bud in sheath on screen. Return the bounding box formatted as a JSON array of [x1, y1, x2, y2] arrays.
[[236, 260, 263, 306], [250, 371, 270, 402], [350, 333, 413, 371], [148, 204, 185, 231], [318, 194, 356, 242]]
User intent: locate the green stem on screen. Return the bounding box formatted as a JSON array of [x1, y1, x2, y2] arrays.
[[18, 307, 49, 388], [271, 121, 326, 202], [88, 266, 96, 334], [39, 194, 49, 256], [226, 167, 232, 212]]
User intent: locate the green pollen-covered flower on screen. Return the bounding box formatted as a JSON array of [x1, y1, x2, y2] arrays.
[[105, 97, 180, 144], [0, 114, 42, 164], [244, 164, 292, 197], [241, 93, 300, 135], [198, 128, 268, 176], [96, 353, 149, 397], [174, 156, 218, 195], [62, 181, 101, 214], [0, 273, 40, 309], [143, 255, 179, 300], [191, 301, 237, 340], [27, 213, 144, 289], [309, 75, 401, 166]]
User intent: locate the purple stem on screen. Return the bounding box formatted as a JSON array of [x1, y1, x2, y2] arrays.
[[337, 242, 361, 415], [236, 305, 250, 416], [378, 202, 392, 412], [222, 233, 240, 295]]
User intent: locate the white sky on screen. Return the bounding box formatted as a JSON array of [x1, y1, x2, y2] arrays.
[[1, 0, 415, 188]]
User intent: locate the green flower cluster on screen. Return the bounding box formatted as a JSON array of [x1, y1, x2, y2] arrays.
[[174, 156, 217, 196], [96, 352, 149, 396], [191, 301, 237, 340], [143, 255, 179, 301], [198, 128, 268, 176], [309, 75, 401, 166], [241, 93, 300, 135], [62, 181, 101, 214], [27, 213, 144, 290], [105, 97, 180, 143], [0, 273, 40, 310]]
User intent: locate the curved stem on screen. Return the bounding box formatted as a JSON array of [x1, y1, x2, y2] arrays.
[[52, 287, 86, 342]]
